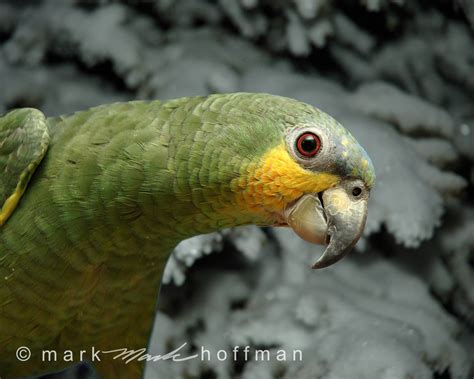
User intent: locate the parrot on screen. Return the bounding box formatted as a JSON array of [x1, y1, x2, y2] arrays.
[[0, 93, 375, 378]]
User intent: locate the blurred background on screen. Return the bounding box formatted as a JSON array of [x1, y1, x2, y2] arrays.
[[0, 0, 473, 378]]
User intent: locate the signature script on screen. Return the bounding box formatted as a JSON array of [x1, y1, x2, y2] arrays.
[[101, 342, 198, 364]]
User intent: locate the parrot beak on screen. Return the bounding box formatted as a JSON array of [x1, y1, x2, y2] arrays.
[[284, 180, 369, 269]]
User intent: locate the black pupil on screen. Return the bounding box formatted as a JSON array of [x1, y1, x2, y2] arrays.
[[301, 135, 317, 152], [352, 187, 362, 197]]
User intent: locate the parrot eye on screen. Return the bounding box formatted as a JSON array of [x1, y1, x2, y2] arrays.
[[296, 132, 321, 158]]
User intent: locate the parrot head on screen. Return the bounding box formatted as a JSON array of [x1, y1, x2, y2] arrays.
[[206, 93, 375, 269], [279, 119, 374, 268]]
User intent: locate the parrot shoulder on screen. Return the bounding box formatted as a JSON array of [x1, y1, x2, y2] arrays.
[[0, 108, 50, 227]]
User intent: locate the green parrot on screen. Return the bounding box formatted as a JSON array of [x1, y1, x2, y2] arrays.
[[0, 93, 375, 378]]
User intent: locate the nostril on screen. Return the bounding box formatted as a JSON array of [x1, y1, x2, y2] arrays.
[[352, 187, 362, 197]]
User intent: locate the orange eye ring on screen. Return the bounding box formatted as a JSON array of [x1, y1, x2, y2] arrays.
[[296, 132, 321, 158]]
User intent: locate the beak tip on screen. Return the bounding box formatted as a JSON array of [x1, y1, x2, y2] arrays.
[[311, 255, 333, 270], [311, 261, 327, 270], [311, 245, 353, 269], [311, 257, 337, 270]]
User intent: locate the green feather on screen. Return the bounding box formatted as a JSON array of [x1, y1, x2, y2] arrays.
[[0, 93, 374, 378]]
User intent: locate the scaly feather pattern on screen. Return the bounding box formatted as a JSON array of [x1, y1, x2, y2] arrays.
[[0, 93, 373, 378]]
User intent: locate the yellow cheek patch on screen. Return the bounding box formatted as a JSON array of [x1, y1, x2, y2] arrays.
[[234, 143, 339, 214]]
